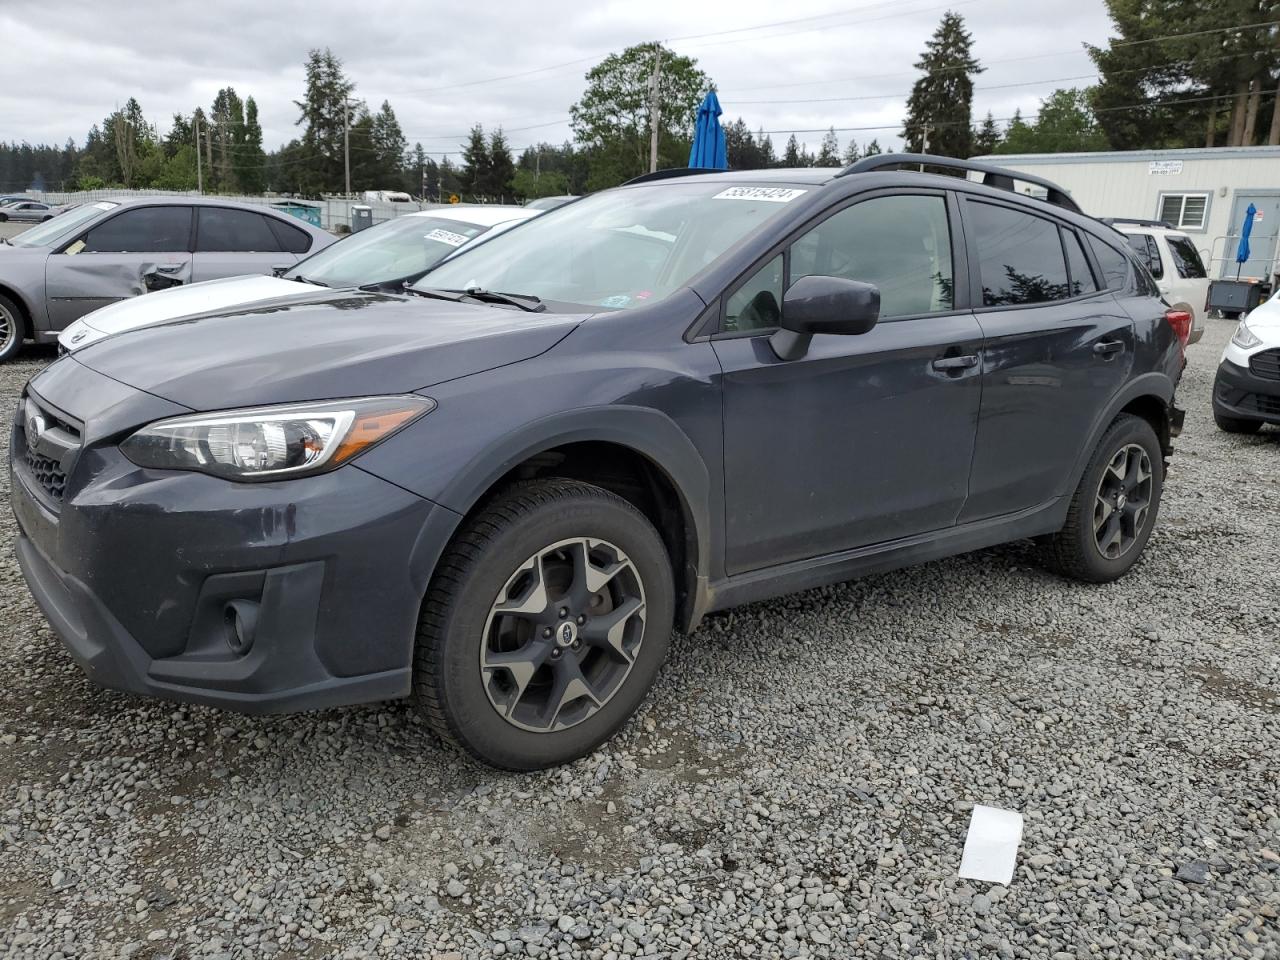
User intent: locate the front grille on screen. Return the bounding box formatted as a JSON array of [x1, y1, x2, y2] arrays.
[[1249, 349, 1280, 381], [1241, 393, 1280, 417], [14, 393, 82, 506]]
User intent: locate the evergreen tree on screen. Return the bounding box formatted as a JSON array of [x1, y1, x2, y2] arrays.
[[782, 134, 802, 166], [210, 87, 245, 191], [236, 97, 266, 193], [294, 48, 355, 193], [461, 124, 491, 198], [841, 140, 860, 164], [972, 111, 1001, 155], [815, 127, 841, 165], [369, 100, 407, 187], [756, 129, 776, 167], [488, 127, 516, 198], [863, 139, 883, 156], [902, 11, 983, 157], [997, 89, 1109, 154]]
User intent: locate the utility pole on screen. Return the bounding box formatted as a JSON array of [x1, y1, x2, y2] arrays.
[[647, 45, 664, 173], [921, 123, 931, 155], [194, 113, 203, 195], [343, 99, 353, 197]]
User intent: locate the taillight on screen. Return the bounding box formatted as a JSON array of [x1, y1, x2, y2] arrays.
[[1165, 310, 1192, 347]]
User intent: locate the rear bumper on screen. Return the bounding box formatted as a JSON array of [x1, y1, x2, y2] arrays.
[[1213, 358, 1280, 424]]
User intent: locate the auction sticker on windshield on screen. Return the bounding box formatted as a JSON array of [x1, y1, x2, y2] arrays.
[[424, 228, 471, 247], [712, 187, 807, 203]]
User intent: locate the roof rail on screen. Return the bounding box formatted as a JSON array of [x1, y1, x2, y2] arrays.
[[838, 153, 1082, 214], [623, 167, 726, 186], [1099, 217, 1177, 230]]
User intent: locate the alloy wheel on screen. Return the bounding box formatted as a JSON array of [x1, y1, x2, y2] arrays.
[[480, 537, 647, 732], [1093, 443, 1153, 560], [0, 302, 13, 355]]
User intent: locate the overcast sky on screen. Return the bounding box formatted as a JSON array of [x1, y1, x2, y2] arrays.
[[0, 0, 1115, 159]]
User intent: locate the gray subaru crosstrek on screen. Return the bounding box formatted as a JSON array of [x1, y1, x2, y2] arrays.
[[11, 155, 1187, 770]]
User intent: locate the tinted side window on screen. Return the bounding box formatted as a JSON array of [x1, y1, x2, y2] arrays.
[[724, 254, 783, 333], [1124, 234, 1163, 279], [1166, 235, 1207, 279], [790, 194, 953, 319], [1086, 234, 1131, 290], [967, 201, 1071, 306], [82, 206, 192, 253], [266, 216, 313, 254], [196, 208, 282, 252], [1064, 231, 1099, 296]]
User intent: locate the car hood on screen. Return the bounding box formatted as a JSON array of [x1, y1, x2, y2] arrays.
[[60, 275, 321, 351], [72, 290, 585, 411], [1245, 293, 1280, 333]]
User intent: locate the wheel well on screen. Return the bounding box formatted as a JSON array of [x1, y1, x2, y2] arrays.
[[1120, 394, 1171, 457], [477, 441, 698, 627]]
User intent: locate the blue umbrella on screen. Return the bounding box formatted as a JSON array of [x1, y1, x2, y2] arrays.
[[688, 90, 727, 170], [1236, 203, 1256, 279]]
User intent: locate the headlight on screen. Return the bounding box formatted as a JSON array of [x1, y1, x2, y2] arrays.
[[121, 396, 434, 480], [1231, 319, 1262, 350]]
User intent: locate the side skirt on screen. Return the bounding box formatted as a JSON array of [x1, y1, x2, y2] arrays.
[[691, 497, 1068, 626]]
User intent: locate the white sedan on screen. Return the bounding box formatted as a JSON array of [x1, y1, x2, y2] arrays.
[[1212, 290, 1280, 433], [58, 204, 539, 353]]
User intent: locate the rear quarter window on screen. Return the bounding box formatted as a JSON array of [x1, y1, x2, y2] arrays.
[[266, 216, 314, 255], [1166, 235, 1207, 279], [1086, 234, 1132, 290]]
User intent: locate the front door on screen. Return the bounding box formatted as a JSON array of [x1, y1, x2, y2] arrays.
[[45, 205, 194, 329], [959, 200, 1135, 522], [1224, 192, 1280, 281], [713, 191, 984, 575]]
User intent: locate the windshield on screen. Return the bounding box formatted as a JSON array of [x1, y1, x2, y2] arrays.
[[286, 215, 492, 287], [416, 181, 809, 310], [10, 201, 117, 248]]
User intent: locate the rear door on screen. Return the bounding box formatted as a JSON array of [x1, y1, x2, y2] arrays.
[[44, 205, 194, 329], [192, 207, 297, 282], [713, 189, 984, 574], [959, 199, 1134, 522]]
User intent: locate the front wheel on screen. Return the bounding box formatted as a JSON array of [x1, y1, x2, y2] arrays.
[[1040, 414, 1164, 583], [0, 293, 26, 362], [413, 479, 674, 770]]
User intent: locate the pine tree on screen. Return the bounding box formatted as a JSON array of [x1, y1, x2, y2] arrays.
[[841, 140, 860, 164], [815, 127, 841, 166], [782, 134, 802, 166], [757, 129, 776, 167], [972, 111, 1001, 155], [488, 127, 515, 199], [369, 100, 407, 187], [863, 139, 883, 156], [294, 48, 355, 193], [236, 97, 265, 193], [902, 12, 983, 157], [461, 124, 491, 198]]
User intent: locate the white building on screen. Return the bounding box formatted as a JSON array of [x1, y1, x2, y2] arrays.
[[978, 146, 1280, 281]]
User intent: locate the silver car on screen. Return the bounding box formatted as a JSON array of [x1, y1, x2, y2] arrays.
[[0, 196, 335, 361], [0, 200, 63, 223]]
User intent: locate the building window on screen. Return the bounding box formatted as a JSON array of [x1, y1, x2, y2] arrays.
[[1158, 193, 1210, 231]]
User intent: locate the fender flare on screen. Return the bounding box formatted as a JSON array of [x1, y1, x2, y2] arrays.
[[424, 405, 718, 628], [1064, 371, 1176, 495]]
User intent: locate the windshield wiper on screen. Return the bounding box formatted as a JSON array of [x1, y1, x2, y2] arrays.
[[411, 286, 545, 313], [291, 275, 328, 287]]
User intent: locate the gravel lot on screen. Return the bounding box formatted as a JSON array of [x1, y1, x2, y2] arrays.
[[1, 319, 1277, 960]]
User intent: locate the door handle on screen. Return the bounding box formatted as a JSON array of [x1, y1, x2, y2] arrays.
[[1093, 340, 1125, 357], [155, 263, 185, 273], [932, 354, 980, 372]]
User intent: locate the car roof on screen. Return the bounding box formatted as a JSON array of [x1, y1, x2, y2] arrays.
[[97, 195, 330, 231], [622, 167, 841, 188], [405, 204, 538, 227], [1110, 222, 1188, 237]]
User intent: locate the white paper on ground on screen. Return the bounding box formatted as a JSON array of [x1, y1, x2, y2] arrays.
[[958, 804, 1024, 885]]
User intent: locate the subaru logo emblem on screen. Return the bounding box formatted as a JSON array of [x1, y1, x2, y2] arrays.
[[557, 622, 577, 647]]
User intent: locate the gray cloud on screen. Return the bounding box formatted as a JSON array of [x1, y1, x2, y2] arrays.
[[0, 0, 1114, 159]]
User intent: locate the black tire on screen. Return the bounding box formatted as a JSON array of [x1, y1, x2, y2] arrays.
[[1040, 414, 1164, 583], [39, 215, 52, 222], [1214, 410, 1263, 434], [0, 292, 26, 363], [413, 479, 674, 770], [0, 212, 8, 222]]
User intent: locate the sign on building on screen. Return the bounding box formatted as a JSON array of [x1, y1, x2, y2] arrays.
[[1148, 160, 1184, 175]]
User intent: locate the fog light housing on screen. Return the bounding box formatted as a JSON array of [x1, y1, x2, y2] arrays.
[[223, 600, 259, 655]]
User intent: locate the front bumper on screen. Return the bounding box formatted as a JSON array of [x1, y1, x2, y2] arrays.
[[10, 378, 459, 713], [1213, 358, 1280, 425]]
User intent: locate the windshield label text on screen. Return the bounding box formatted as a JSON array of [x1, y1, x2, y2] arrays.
[[712, 187, 807, 203], [424, 228, 471, 247]]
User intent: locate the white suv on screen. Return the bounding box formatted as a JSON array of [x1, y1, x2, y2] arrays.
[[1107, 219, 1210, 344]]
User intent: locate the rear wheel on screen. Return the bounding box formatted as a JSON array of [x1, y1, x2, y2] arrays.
[[413, 479, 674, 770], [1040, 414, 1163, 583], [1214, 410, 1263, 434], [0, 293, 25, 362]]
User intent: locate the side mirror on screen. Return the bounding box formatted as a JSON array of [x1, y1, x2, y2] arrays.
[[770, 275, 880, 361]]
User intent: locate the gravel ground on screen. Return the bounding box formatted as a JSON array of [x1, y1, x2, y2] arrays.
[[1, 319, 1277, 960], [0, 222, 33, 242]]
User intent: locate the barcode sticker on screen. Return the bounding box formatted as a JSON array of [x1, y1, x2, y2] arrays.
[[712, 187, 807, 203], [424, 228, 471, 247]]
